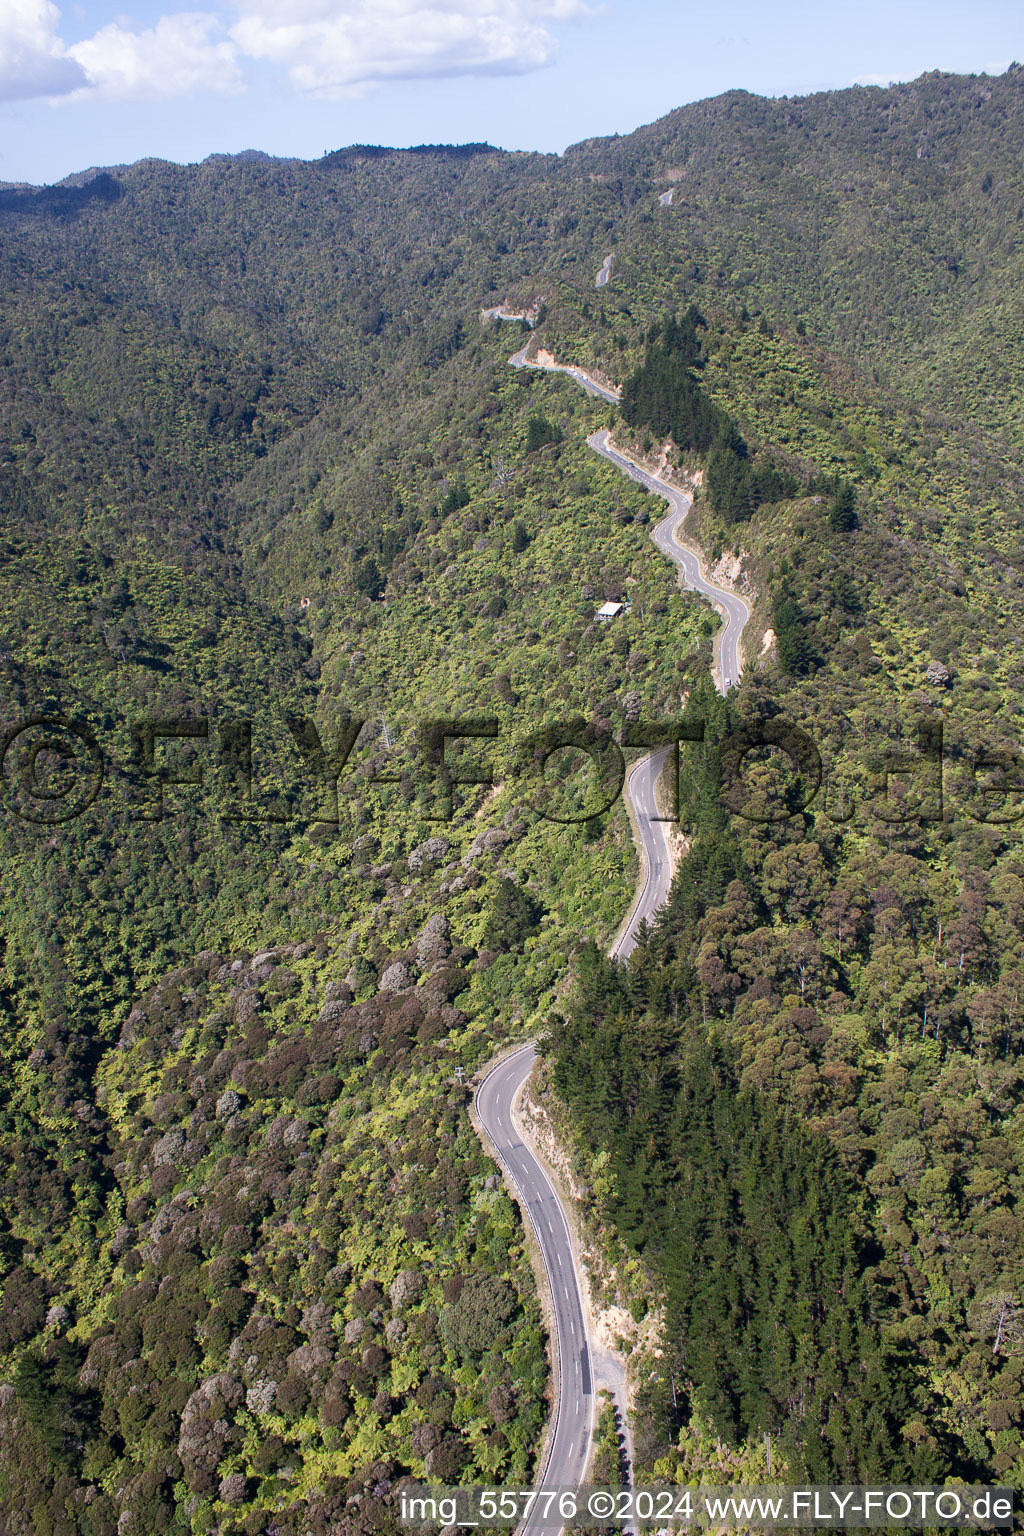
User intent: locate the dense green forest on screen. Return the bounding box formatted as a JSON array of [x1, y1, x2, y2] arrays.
[[545, 677, 1024, 1485], [620, 308, 805, 521], [3, 64, 1024, 1530]]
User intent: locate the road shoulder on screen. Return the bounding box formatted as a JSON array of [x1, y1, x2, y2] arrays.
[[469, 1047, 562, 1489], [515, 1066, 639, 1484]]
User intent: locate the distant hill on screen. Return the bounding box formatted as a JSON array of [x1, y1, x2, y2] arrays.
[[3, 69, 1024, 1527]]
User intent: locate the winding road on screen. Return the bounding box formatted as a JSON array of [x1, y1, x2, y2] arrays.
[[610, 745, 674, 962], [476, 1047, 592, 1533], [588, 429, 751, 696], [475, 331, 752, 1532], [591, 426, 749, 960], [509, 342, 619, 403]]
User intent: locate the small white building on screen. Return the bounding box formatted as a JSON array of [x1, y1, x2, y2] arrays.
[[596, 601, 624, 621]]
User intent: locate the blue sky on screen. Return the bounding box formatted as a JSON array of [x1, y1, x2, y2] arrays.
[[1, 0, 1020, 185]]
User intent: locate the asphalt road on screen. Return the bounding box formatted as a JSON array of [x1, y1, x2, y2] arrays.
[[588, 429, 750, 692], [509, 343, 620, 403], [588, 427, 748, 953], [478, 342, 751, 1534], [610, 745, 675, 961], [476, 1045, 593, 1533], [505, 346, 750, 690]]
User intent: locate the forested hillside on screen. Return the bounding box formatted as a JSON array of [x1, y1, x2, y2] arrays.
[[2, 65, 1024, 1530]]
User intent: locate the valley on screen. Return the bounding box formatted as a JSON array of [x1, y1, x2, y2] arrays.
[[2, 66, 1024, 1532]]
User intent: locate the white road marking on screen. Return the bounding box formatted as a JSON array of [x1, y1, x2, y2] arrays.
[[476, 361, 750, 1529]]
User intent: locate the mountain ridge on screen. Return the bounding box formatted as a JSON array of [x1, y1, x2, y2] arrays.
[[3, 64, 1024, 1529]]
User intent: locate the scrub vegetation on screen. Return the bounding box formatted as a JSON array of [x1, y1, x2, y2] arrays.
[[3, 65, 1024, 1529]]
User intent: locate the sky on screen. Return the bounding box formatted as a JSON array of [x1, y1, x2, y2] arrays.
[[1, 0, 1021, 185]]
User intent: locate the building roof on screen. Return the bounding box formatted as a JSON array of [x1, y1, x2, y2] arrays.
[[596, 601, 624, 618]]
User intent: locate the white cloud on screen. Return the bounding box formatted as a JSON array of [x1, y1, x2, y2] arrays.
[[0, 0, 87, 101], [1, 0, 586, 107], [229, 0, 589, 97], [66, 11, 242, 100]]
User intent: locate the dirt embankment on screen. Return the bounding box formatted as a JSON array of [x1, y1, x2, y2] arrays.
[[516, 1071, 666, 1441]]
